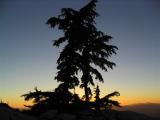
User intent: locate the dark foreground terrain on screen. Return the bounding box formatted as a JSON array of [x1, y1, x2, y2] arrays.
[[0, 103, 159, 120]]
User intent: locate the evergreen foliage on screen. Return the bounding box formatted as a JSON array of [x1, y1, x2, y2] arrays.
[[22, 0, 120, 114], [47, 0, 118, 102]]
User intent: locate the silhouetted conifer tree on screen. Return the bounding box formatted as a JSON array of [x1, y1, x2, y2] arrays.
[[47, 0, 118, 102], [94, 85, 100, 110], [94, 85, 121, 110]]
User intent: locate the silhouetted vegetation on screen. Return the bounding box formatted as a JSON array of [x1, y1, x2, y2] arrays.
[[94, 85, 121, 111], [47, 0, 117, 103], [22, 86, 120, 115], [22, 0, 120, 115]]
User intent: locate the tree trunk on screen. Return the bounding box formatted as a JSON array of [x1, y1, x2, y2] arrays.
[[84, 82, 89, 102]]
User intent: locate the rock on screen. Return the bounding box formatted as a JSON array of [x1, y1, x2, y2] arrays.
[[92, 116, 106, 120], [39, 109, 58, 120], [58, 113, 76, 120], [0, 106, 36, 120], [77, 110, 95, 120]]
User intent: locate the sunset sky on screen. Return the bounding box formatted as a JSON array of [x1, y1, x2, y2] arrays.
[[0, 0, 160, 108]]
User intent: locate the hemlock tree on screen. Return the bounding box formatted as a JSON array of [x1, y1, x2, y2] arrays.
[[47, 0, 118, 102], [94, 85, 121, 110]]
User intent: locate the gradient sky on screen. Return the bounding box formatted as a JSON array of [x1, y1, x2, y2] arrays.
[[0, 0, 160, 108]]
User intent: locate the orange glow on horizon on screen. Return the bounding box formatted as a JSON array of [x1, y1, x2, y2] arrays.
[[4, 95, 160, 109], [2, 85, 160, 109], [8, 100, 160, 109]]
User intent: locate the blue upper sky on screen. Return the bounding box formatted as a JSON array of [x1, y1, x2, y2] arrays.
[[0, 0, 160, 107]]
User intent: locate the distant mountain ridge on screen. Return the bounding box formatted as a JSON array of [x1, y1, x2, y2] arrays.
[[121, 103, 160, 118]]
